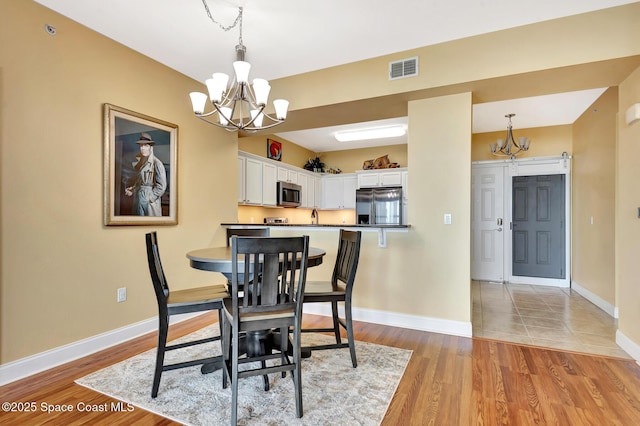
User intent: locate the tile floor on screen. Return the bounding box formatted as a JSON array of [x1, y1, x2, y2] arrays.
[[472, 280, 631, 359]]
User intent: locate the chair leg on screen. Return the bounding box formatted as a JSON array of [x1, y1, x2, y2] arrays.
[[280, 326, 289, 379], [331, 301, 341, 344], [151, 315, 169, 398], [293, 326, 303, 418], [261, 361, 269, 391], [345, 298, 357, 368], [231, 326, 239, 426], [222, 315, 231, 389]]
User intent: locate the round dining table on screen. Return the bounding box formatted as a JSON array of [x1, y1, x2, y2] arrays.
[[186, 246, 326, 276], [186, 245, 326, 376]]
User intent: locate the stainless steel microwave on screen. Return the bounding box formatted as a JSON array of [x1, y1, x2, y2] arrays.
[[277, 181, 301, 207]]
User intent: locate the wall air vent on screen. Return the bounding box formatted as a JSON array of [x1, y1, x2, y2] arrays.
[[389, 56, 419, 80]]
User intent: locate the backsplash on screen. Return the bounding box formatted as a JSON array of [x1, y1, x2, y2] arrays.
[[238, 205, 355, 225]]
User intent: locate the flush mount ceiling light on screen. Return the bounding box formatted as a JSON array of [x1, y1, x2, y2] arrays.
[[189, 1, 289, 132], [334, 125, 406, 142], [489, 113, 531, 158]]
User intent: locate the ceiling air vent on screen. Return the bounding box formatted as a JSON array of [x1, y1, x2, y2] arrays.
[[389, 56, 418, 80]]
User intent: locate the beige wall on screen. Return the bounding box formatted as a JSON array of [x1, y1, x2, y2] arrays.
[[3, 1, 640, 367], [616, 67, 640, 345], [406, 94, 473, 320], [572, 88, 618, 305], [1, 1, 237, 362], [238, 134, 315, 169], [472, 126, 573, 162]]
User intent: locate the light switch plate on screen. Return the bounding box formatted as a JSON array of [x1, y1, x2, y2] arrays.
[[444, 213, 452, 225]]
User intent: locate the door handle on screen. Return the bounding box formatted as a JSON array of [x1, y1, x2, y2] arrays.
[[497, 218, 503, 226], [496, 227, 502, 232]]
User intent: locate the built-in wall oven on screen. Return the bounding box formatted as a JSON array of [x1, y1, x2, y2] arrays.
[[277, 181, 301, 207]]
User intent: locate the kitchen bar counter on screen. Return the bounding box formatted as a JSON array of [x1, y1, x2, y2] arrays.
[[222, 223, 409, 229], [221, 223, 410, 247]]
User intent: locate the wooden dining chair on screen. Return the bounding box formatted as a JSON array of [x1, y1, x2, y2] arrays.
[[221, 235, 309, 425], [301, 229, 362, 367], [225, 228, 270, 292], [145, 231, 229, 398]]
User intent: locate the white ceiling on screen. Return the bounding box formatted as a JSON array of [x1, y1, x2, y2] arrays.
[[35, 0, 632, 151], [275, 88, 608, 152]]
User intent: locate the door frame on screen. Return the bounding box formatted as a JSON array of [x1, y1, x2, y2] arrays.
[[472, 154, 571, 287]]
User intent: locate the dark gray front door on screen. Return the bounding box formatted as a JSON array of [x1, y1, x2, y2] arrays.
[[512, 175, 565, 278]]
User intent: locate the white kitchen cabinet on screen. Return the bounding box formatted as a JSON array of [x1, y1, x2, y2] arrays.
[[321, 174, 356, 210], [298, 172, 316, 209], [357, 173, 380, 188], [277, 166, 298, 184], [380, 171, 402, 187], [238, 153, 264, 205], [262, 162, 277, 206], [314, 176, 322, 208], [343, 175, 356, 209], [243, 157, 263, 205], [356, 169, 404, 188], [237, 156, 246, 203]]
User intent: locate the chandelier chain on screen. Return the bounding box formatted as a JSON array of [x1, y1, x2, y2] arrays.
[[201, 0, 243, 45]]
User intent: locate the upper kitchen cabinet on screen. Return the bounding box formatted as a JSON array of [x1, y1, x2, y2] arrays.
[[238, 155, 263, 205], [321, 174, 356, 210], [262, 162, 277, 206], [277, 166, 298, 184], [356, 168, 407, 188], [297, 172, 316, 209]]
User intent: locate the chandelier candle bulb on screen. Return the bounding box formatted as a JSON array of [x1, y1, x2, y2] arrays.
[[207, 73, 229, 102], [233, 61, 251, 83], [189, 92, 208, 114], [219, 107, 232, 126], [274, 99, 289, 120], [252, 79, 271, 105]]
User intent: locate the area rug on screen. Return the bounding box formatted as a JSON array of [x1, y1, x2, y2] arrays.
[[75, 325, 412, 425]]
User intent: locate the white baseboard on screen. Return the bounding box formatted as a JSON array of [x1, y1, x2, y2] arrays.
[[303, 304, 472, 338], [0, 313, 200, 386], [571, 280, 617, 318], [510, 276, 570, 287], [616, 330, 640, 365]]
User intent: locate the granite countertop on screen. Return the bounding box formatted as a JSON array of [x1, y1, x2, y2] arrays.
[[222, 223, 410, 229]]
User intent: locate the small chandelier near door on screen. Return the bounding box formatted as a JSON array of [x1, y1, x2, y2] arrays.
[[489, 113, 531, 158], [189, 2, 289, 132]]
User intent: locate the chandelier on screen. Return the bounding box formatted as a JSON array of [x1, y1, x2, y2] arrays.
[[189, 2, 289, 132], [489, 113, 531, 158]]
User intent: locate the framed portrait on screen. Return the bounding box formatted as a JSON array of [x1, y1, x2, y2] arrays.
[[267, 138, 282, 161], [103, 103, 178, 226]]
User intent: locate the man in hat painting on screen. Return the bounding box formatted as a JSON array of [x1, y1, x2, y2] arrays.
[[124, 132, 167, 216]]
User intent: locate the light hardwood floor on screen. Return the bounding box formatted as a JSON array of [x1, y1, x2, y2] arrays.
[[2, 313, 640, 425]]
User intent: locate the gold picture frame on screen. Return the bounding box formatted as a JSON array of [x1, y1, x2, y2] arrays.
[[103, 104, 178, 226]]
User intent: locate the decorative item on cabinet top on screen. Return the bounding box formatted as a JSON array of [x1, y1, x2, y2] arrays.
[[363, 154, 400, 170], [303, 156, 325, 173]]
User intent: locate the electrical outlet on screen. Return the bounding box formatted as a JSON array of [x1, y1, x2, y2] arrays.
[[117, 287, 127, 303], [444, 213, 452, 225]]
